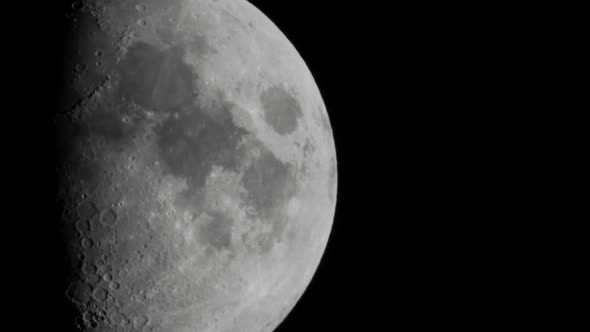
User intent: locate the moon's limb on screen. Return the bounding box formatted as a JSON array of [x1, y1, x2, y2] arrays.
[[57, 1, 337, 331]]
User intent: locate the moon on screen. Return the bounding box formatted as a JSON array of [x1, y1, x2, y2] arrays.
[[56, 0, 337, 331]]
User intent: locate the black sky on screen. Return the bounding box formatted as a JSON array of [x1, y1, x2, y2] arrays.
[[4, 1, 590, 331]]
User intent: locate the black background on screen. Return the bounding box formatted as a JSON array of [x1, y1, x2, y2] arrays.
[[3, 1, 590, 331]]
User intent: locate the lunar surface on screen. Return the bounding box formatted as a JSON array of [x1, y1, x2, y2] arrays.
[[56, 0, 337, 331]]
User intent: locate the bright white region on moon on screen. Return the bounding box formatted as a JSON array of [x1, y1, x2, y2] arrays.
[[56, 0, 337, 331]]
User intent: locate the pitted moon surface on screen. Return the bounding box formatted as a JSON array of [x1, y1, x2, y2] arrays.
[[57, 1, 337, 331]]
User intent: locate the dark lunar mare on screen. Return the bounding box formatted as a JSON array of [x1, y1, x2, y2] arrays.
[[241, 148, 298, 251], [117, 42, 197, 112], [154, 96, 248, 201], [260, 86, 303, 135], [113, 41, 251, 204]]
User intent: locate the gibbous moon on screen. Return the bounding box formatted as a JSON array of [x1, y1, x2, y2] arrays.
[[56, 0, 337, 331]]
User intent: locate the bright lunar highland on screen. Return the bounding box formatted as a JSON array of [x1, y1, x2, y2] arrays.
[[56, 0, 337, 331]]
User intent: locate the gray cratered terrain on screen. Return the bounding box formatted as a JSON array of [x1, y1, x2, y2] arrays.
[[56, 0, 337, 331]]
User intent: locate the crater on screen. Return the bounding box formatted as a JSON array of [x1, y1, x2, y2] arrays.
[[260, 86, 303, 135], [100, 208, 117, 227], [77, 201, 98, 220]]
